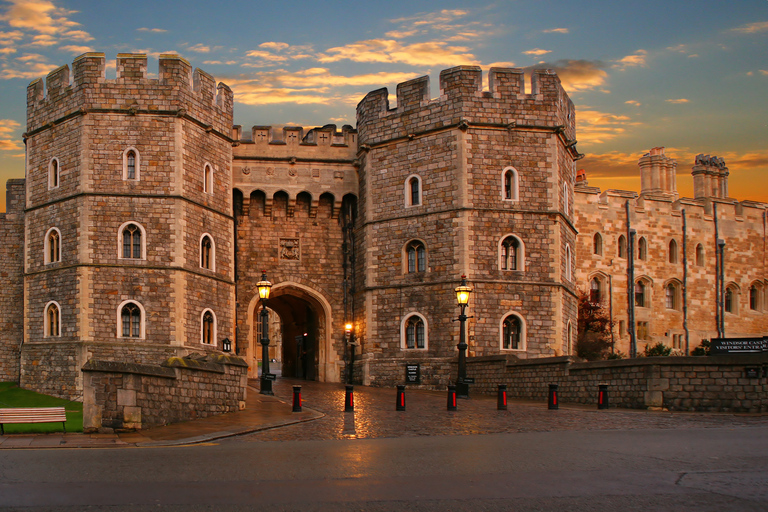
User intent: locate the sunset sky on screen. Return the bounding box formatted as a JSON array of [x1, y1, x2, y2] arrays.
[[0, 0, 766, 211]]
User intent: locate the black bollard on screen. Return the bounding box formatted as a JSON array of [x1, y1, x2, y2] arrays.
[[447, 385, 457, 411], [497, 384, 508, 411], [344, 385, 354, 412], [598, 384, 609, 410], [292, 385, 302, 413], [548, 384, 559, 410], [396, 385, 406, 411]]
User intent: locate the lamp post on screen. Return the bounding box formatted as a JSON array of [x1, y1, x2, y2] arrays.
[[345, 323, 355, 384], [257, 271, 274, 395], [455, 275, 472, 398], [221, 337, 232, 353]]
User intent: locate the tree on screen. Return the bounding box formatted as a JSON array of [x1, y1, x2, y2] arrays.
[[576, 290, 615, 360]]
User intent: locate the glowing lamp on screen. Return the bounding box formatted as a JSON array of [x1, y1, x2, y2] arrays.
[[455, 275, 472, 307], [257, 271, 272, 300]]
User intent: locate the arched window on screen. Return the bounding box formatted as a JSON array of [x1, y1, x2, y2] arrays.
[[49, 158, 60, 189], [500, 235, 523, 271], [593, 233, 602, 255], [123, 148, 140, 181], [565, 244, 572, 281], [695, 244, 704, 266], [638, 237, 647, 261], [590, 277, 602, 304], [725, 286, 737, 314], [45, 228, 61, 264], [618, 235, 627, 258], [502, 167, 519, 201], [201, 309, 216, 345], [44, 301, 60, 337], [405, 175, 421, 207], [665, 282, 680, 310], [204, 163, 213, 194], [200, 234, 215, 271], [402, 314, 427, 349], [501, 314, 524, 350], [750, 283, 763, 311], [563, 181, 570, 217], [635, 279, 648, 308], [119, 222, 145, 260], [118, 301, 144, 338], [405, 240, 426, 273], [567, 321, 573, 355], [668, 239, 678, 264]]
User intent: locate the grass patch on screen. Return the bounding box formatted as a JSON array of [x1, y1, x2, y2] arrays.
[[0, 382, 83, 434]]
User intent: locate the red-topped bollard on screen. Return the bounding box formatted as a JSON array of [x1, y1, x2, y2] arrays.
[[345, 385, 354, 412], [497, 384, 508, 410], [292, 386, 302, 413], [598, 384, 609, 410], [396, 385, 406, 411], [548, 384, 559, 410], [447, 385, 457, 411]]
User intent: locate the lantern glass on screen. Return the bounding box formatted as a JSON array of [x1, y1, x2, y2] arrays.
[[257, 272, 272, 300], [455, 275, 472, 306], [345, 323, 353, 334]]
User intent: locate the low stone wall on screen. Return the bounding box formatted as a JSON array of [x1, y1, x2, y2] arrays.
[[360, 356, 456, 389], [466, 354, 768, 413], [82, 353, 248, 431]]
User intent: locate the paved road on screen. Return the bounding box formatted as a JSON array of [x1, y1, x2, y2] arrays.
[[2, 424, 767, 510]]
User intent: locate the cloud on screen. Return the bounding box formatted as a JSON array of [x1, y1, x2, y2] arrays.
[[318, 39, 478, 66], [203, 60, 237, 65], [0, 119, 20, 134], [0, 119, 22, 152], [390, 9, 468, 27], [666, 98, 689, 104], [137, 27, 167, 33], [579, 151, 641, 178], [543, 28, 569, 34], [614, 49, 647, 68], [625, 100, 641, 106], [188, 44, 210, 53], [0, 0, 93, 49], [577, 109, 642, 145], [527, 59, 608, 92], [0, 30, 24, 44], [0, 59, 57, 78], [58, 44, 92, 54], [0, 139, 23, 151], [245, 50, 288, 62], [260, 42, 289, 51], [0, 47, 16, 54], [730, 21, 768, 34], [16, 52, 45, 62], [523, 48, 551, 56], [759, 70, 768, 76]]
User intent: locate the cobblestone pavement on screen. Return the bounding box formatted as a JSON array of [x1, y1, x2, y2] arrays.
[[243, 378, 768, 442]]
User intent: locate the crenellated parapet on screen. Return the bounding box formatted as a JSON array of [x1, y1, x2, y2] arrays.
[[356, 66, 576, 149], [25, 53, 233, 137]]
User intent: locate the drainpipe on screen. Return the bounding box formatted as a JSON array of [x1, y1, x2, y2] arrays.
[[608, 274, 615, 354], [682, 209, 690, 354], [718, 238, 726, 338], [626, 201, 637, 358], [713, 202, 721, 339]]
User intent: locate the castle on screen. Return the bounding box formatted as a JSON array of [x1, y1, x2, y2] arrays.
[[0, 53, 765, 400]]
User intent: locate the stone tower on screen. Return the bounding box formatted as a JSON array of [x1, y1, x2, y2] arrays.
[[22, 53, 235, 398], [639, 146, 679, 199], [354, 66, 580, 386]]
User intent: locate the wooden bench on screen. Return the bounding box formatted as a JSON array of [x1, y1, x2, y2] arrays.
[[0, 407, 67, 434]]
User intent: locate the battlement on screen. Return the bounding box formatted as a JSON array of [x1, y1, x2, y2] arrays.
[[357, 66, 574, 145], [234, 124, 357, 148], [26, 53, 233, 135]]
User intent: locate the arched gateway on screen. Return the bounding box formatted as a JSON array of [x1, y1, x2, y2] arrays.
[[245, 282, 340, 383]]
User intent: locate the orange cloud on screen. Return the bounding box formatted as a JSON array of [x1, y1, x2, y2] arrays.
[[523, 48, 551, 56], [58, 44, 92, 54], [577, 109, 642, 145], [625, 100, 641, 106], [259, 42, 289, 51], [543, 28, 569, 34], [730, 21, 768, 34], [527, 60, 608, 92], [137, 28, 167, 33], [188, 44, 210, 53], [614, 50, 648, 68], [666, 98, 690, 104], [318, 39, 478, 66]]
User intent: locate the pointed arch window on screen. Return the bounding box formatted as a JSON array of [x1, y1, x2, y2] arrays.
[[502, 167, 519, 201], [204, 163, 213, 194], [202, 310, 216, 345], [618, 235, 627, 258], [200, 234, 215, 271], [635, 279, 648, 308], [501, 314, 524, 350], [405, 175, 422, 207], [638, 237, 648, 261], [48, 158, 60, 189], [45, 228, 61, 264], [565, 244, 572, 281], [563, 181, 570, 216], [500, 235, 523, 271], [590, 277, 602, 304], [665, 282, 680, 310], [44, 302, 60, 337], [406, 240, 426, 273], [695, 244, 704, 266], [119, 301, 143, 338], [750, 283, 763, 311], [593, 233, 602, 255], [119, 222, 145, 260], [402, 314, 427, 349], [668, 239, 678, 263], [122, 148, 140, 181], [725, 286, 737, 314]]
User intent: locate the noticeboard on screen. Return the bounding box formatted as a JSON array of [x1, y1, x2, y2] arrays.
[[405, 363, 420, 384], [710, 337, 767, 355]]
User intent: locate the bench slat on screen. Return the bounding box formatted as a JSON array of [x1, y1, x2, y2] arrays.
[[0, 407, 67, 433]]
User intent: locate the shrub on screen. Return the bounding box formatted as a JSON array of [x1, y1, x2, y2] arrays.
[[691, 339, 711, 356], [643, 342, 672, 357]]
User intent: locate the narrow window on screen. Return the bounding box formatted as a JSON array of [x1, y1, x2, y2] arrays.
[[750, 285, 760, 311], [695, 244, 704, 266], [502, 315, 522, 350], [126, 150, 136, 180], [204, 164, 213, 194], [637, 321, 649, 340], [502, 167, 519, 201], [46, 228, 61, 264], [565, 244, 572, 281], [593, 233, 602, 255], [406, 241, 426, 273], [618, 235, 627, 258], [49, 158, 60, 189], [635, 280, 646, 307], [638, 237, 647, 260], [404, 315, 425, 349], [122, 224, 142, 259], [45, 303, 60, 337], [669, 239, 678, 264], [563, 182, 570, 216], [121, 303, 142, 338], [201, 235, 213, 270], [504, 171, 512, 199], [409, 177, 420, 206], [725, 288, 734, 313], [665, 283, 677, 310], [590, 277, 602, 304], [501, 236, 520, 271], [202, 310, 214, 344]]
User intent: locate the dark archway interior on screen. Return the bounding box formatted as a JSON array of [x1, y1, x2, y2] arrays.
[[264, 294, 319, 380]]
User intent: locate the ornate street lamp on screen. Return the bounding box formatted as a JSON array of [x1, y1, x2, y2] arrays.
[[345, 322, 355, 384], [257, 271, 274, 395], [221, 337, 232, 353], [455, 275, 472, 398]]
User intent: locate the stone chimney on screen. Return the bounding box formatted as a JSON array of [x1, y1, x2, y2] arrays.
[[639, 147, 678, 198], [692, 154, 729, 199]]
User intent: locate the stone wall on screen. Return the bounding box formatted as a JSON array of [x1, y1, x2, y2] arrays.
[[467, 354, 768, 412], [82, 353, 248, 431], [0, 180, 25, 381]]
